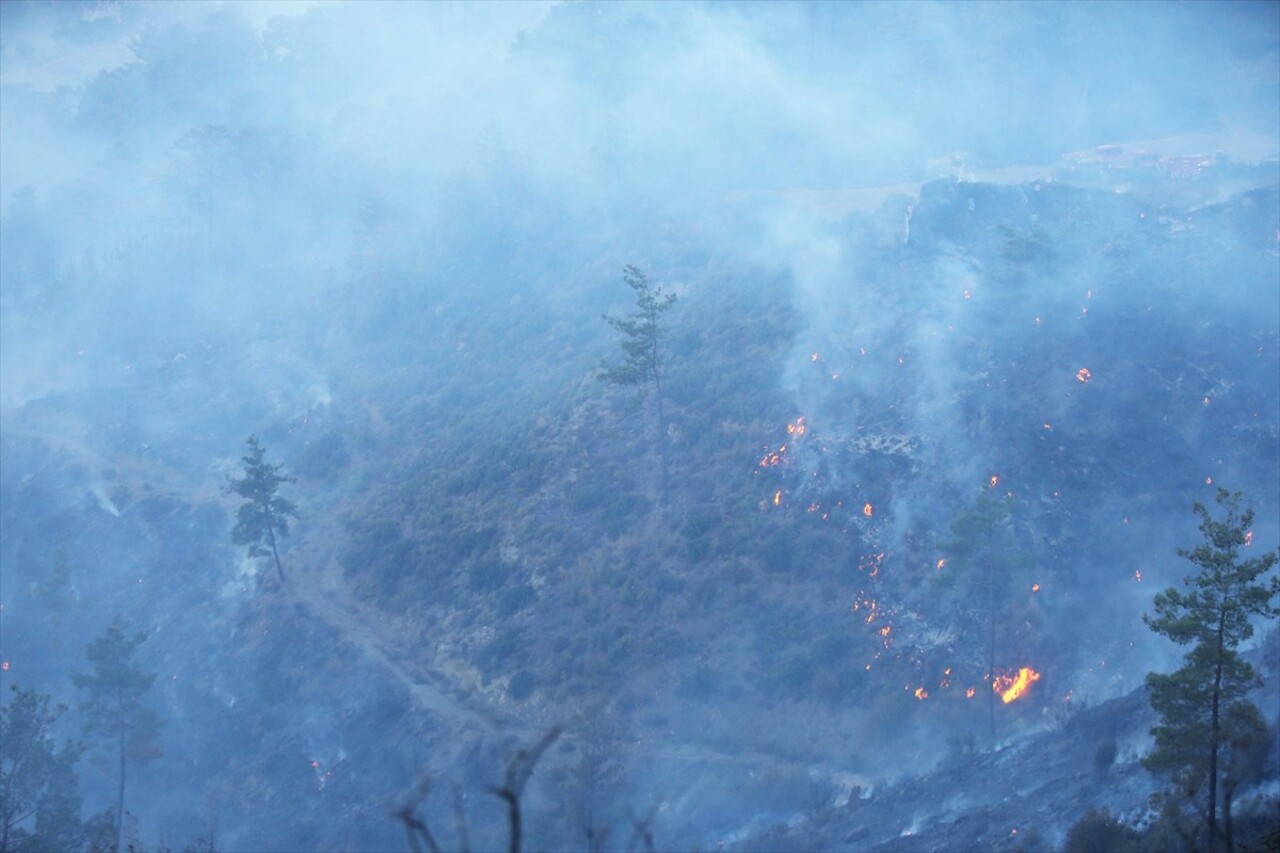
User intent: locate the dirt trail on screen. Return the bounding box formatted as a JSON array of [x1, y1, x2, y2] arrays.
[[287, 556, 511, 735]]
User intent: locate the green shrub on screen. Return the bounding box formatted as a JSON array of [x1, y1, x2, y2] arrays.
[[1063, 809, 1140, 853]]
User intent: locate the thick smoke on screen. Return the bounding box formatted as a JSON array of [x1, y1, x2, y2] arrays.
[[2, 1, 1277, 849]]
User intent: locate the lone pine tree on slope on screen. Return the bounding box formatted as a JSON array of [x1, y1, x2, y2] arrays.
[[228, 434, 298, 583], [1143, 489, 1279, 852], [72, 618, 162, 853], [600, 264, 677, 502]]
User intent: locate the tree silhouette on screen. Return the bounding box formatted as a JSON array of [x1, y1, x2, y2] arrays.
[[1143, 489, 1279, 852], [600, 265, 677, 502], [228, 435, 298, 584], [71, 618, 163, 853], [0, 685, 84, 852]]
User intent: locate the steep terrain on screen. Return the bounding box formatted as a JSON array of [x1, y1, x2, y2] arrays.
[[3, 163, 1277, 850]]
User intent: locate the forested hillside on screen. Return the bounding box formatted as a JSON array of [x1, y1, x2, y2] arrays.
[[1, 3, 1277, 851]]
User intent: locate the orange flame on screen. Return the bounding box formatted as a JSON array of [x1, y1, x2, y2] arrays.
[[863, 503, 874, 517], [936, 558, 946, 570], [988, 475, 999, 488], [1031, 583, 1040, 592], [758, 447, 787, 468], [773, 490, 782, 507], [1076, 368, 1092, 383], [965, 687, 976, 699], [992, 667, 1041, 703], [786, 417, 807, 436], [914, 686, 929, 700]]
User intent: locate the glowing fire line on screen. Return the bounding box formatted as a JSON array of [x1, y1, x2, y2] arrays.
[[992, 667, 1041, 704]]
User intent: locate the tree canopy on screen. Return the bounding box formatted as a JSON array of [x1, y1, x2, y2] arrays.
[[0, 685, 84, 853]]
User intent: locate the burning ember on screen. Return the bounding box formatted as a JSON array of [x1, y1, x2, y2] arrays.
[[914, 686, 929, 700], [992, 667, 1041, 703], [863, 502, 874, 517], [965, 687, 976, 699], [787, 417, 807, 436], [1031, 583, 1041, 592], [773, 490, 782, 507], [988, 475, 999, 488], [758, 447, 787, 468], [1244, 530, 1254, 547], [936, 558, 946, 570], [852, 594, 881, 624], [859, 552, 886, 577], [1076, 368, 1092, 383]]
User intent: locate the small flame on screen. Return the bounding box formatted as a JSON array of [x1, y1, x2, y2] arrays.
[[1031, 583, 1040, 592], [965, 687, 976, 699], [936, 558, 946, 570], [992, 667, 1041, 703], [988, 475, 999, 488], [1076, 368, 1092, 383], [863, 503, 874, 517], [773, 490, 782, 507], [914, 686, 929, 700], [1244, 530, 1254, 547], [758, 447, 786, 468]]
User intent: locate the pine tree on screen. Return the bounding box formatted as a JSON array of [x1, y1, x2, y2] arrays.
[[71, 618, 163, 853], [939, 484, 1038, 748], [1143, 489, 1279, 852], [0, 685, 84, 852], [228, 434, 298, 583], [599, 265, 677, 502]]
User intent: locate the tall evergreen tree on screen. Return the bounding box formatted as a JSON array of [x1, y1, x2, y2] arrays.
[[72, 618, 163, 853], [940, 485, 1038, 748], [0, 685, 84, 852], [228, 434, 298, 583], [599, 265, 677, 502], [1143, 489, 1279, 852]]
